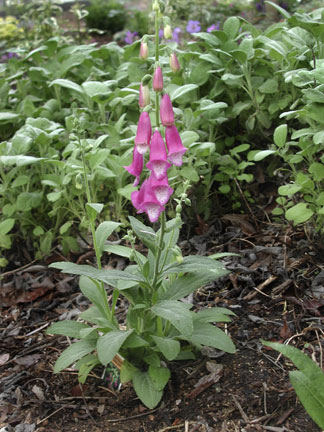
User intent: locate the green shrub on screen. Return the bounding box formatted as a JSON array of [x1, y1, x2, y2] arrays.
[[85, 0, 127, 34]]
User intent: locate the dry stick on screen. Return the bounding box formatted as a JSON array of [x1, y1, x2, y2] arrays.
[[158, 423, 195, 432], [234, 178, 259, 229], [231, 394, 249, 423], [105, 408, 159, 423], [243, 275, 277, 301], [79, 383, 97, 425], [37, 405, 78, 425]]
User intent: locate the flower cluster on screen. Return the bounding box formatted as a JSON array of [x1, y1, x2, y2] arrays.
[[124, 67, 187, 223]]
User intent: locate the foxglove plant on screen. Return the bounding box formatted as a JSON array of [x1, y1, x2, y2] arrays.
[[46, 0, 236, 411]]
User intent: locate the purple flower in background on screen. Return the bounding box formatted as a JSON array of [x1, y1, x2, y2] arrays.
[[124, 30, 138, 44], [207, 23, 220, 33], [255, 1, 265, 12], [186, 20, 201, 34], [280, 1, 288, 10], [172, 27, 182, 43], [159, 29, 164, 39]]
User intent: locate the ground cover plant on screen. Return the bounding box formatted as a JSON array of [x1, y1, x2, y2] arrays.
[[0, 0, 324, 430]]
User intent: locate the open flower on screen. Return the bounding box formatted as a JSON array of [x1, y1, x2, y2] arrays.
[[124, 30, 138, 44], [160, 94, 175, 127], [186, 20, 201, 33], [148, 173, 173, 206], [146, 129, 171, 180], [207, 23, 220, 32], [165, 125, 187, 166], [135, 112, 152, 155], [131, 179, 165, 222], [123, 146, 143, 186], [172, 27, 182, 43]]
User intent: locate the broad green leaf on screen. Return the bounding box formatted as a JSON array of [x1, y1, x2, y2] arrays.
[[49, 79, 84, 95], [278, 184, 301, 196], [160, 272, 228, 301], [223, 16, 240, 39], [285, 203, 314, 225], [151, 336, 180, 361], [253, 150, 276, 161], [97, 329, 133, 365], [50, 262, 143, 287], [0, 156, 44, 166], [171, 84, 198, 101], [54, 339, 96, 373], [262, 341, 324, 429], [274, 124, 288, 148], [180, 131, 199, 146], [104, 244, 146, 265], [265, 1, 291, 18], [79, 276, 112, 321], [17, 192, 42, 211], [95, 221, 121, 255], [309, 163, 324, 181], [0, 112, 20, 122], [259, 79, 278, 94], [163, 255, 228, 276], [82, 81, 112, 103], [46, 321, 90, 338], [194, 307, 236, 323], [0, 218, 15, 235], [149, 365, 170, 391], [120, 360, 138, 383], [129, 216, 156, 250], [122, 333, 149, 348], [188, 322, 236, 353], [151, 300, 193, 336], [76, 354, 101, 384], [133, 371, 163, 409]]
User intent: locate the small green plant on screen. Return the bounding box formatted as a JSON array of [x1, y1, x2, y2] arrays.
[[262, 340, 324, 429], [0, 16, 23, 42], [46, 0, 236, 409], [85, 0, 127, 34]]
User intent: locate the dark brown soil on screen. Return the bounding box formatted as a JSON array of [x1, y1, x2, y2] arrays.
[[1, 214, 324, 432]]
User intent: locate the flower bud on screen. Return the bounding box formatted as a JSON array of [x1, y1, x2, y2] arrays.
[[139, 41, 148, 60], [139, 83, 150, 108], [160, 93, 174, 127], [170, 52, 180, 72], [152, 0, 160, 12], [176, 204, 182, 214], [153, 65, 163, 92], [164, 24, 172, 39]]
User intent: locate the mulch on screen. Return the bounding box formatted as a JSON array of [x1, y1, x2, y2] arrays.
[[1, 212, 324, 432]]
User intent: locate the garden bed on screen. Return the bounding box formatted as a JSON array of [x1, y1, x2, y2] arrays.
[[1, 216, 323, 431]]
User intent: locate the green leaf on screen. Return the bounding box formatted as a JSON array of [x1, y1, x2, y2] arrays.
[[188, 322, 236, 353], [129, 216, 156, 250], [50, 262, 143, 286], [164, 255, 228, 277], [278, 184, 301, 196], [285, 203, 314, 225], [120, 360, 138, 383], [0, 112, 20, 122], [223, 16, 240, 39], [95, 221, 121, 255], [274, 124, 287, 148], [97, 329, 133, 365], [49, 79, 84, 96], [46, 321, 90, 338], [149, 365, 170, 391], [151, 336, 180, 361], [0, 218, 15, 235], [262, 341, 324, 429], [151, 300, 193, 336], [54, 339, 96, 373], [17, 192, 42, 211], [133, 371, 163, 409], [0, 156, 44, 166], [309, 163, 324, 182], [194, 307, 236, 323], [79, 276, 112, 321], [76, 355, 101, 384], [265, 1, 291, 18], [171, 84, 198, 101], [253, 150, 276, 161], [180, 131, 199, 146], [259, 79, 278, 94]]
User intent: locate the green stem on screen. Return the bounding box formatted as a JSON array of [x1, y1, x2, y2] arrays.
[[81, 145, 102, 270], [154, 8, 160, 128], [152, 211, 166, 290]]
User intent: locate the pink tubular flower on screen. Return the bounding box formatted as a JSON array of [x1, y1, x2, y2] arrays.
[[123, 146, 143, 186], [139, 41, 148, 60], [165, 125, 187, 166], [135, 112, 152, 155], [148, 173, 173, 206], [146, 129, 171, 180], [139, 83, 150, 108], [131, 179, 165, 222], [153, 66, 163, 92], [160, 94, 175, 127], [170, 53, 180, 73]]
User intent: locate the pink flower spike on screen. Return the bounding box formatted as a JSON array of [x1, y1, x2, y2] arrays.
[[165, 125, 187, 166], [123, 146, 143, 186], [146, 129, 171, 180], [142, 182, 165, 222], [160, 94, 175, 127], [153, 66, 163, 92], [148, 173, 173, 205], [139, 83, 150, 108], [135, 112, 152, 155]]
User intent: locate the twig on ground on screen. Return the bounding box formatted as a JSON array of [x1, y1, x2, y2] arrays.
[[231, 394, 249, 423]]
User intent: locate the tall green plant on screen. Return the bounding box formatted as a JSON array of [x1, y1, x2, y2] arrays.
[[46, 0, 236, 409]]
